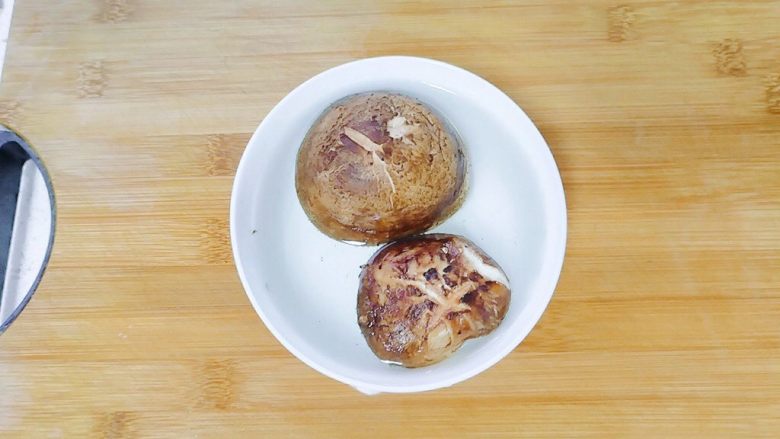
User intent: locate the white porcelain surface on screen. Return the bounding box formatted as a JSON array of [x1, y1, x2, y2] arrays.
[[230, 56, 567, 394]]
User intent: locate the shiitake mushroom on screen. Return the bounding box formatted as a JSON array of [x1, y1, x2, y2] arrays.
[[357, 234, 510, 367], [295, 92, 466, 245]]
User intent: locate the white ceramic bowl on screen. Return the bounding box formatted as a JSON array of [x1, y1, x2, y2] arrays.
[[230, 56, 566, 394]]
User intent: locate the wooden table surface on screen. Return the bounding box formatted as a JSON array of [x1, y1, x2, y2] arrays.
[[1, 1, 778, 437]]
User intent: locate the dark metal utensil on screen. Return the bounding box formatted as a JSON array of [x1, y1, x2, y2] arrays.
[[0, 127, 56, 333], [0, 139, 29, 297]]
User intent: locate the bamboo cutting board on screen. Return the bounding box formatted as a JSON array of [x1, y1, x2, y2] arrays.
[[1, 1, 779, 437]]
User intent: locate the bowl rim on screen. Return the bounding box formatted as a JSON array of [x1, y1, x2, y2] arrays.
[[230, 56, 567, 393]]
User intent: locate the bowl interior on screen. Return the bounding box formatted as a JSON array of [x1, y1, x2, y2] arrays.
[[231, 57, 566, 392]]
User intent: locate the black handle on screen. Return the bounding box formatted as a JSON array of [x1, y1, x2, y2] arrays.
[[0, 136, 32, 298]]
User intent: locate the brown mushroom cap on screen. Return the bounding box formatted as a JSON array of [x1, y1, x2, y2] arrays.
[[295, 92, 466, 245], [357, 234, 511, 367]]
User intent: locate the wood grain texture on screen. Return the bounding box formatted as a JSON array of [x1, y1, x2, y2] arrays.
[[1, 0, 779, 437]]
